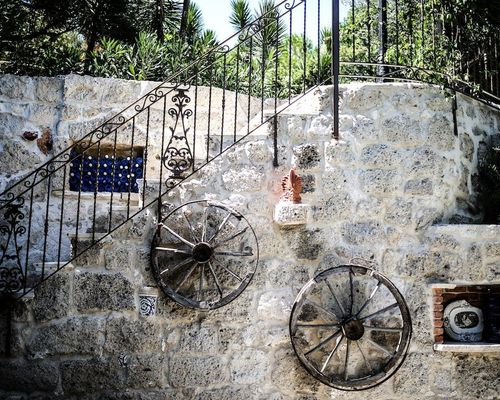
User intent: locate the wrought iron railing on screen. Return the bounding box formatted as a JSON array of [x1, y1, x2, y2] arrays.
[[0, 0, 320, 299], [1, 0, 499, 299]]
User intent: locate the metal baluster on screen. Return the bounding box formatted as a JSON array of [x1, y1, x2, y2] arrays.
[[41, 174, 52, 280], [127, 117, 136, 220], [56, 165, 67, 269], [142, 107, 150, 206], [303, 1, 307, 93], [234, 45, 240, 142], [247, 36, 253, 135], [207, 66, 213, 162], [108, 129, 119, 233], [332, 0, 340, 139], [91, 141, 101, 243], [193, 74, 199, 172], [221, 52, 227, 154]]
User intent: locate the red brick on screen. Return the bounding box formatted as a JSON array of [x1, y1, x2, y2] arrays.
[[433, 311, 443, 318], [433, 296, 443, 304], [433, 327, 444, 335], [434, 335, 444, 344], [432, 288, 443, 295], [433, 320, 444, 328], [434, 304, 444, 312]]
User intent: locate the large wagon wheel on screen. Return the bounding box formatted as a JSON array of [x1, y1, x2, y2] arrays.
[[289, 265, 412, 391], [151, 200, 259, 310]]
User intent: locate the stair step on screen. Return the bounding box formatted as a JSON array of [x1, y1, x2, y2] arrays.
[[52, 190, 141, 207]]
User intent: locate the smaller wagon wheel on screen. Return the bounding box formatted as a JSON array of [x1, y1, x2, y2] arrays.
[[151, 200, 259, 310], [289, 265, 411, 391]]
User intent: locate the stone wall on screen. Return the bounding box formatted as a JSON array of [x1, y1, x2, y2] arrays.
[[1, 77, 500, 399]]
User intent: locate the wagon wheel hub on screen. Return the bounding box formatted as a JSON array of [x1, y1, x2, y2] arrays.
[[343, 319, 364, 341], [192, 242, 213, 263]]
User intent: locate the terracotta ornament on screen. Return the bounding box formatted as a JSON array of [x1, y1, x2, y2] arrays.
[[37, 128, 53, 155], [280, 169, 302, 204]]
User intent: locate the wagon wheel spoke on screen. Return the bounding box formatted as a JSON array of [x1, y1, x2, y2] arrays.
[[155, 247, 192, 255], [160, 257, 194, 276], [304, 328, 342, 356], [175, 262, 199, 293], [207, 261, 223, 299], [321, 334, 344, 373], [182, 209, 199, 243], [151, 200, 259, 310], [212, 256, 243, 282], [209, 211, 233, 243], [160, 223, 195, 248], [289, 265, 412, 391], [213, 226, 248, 248]]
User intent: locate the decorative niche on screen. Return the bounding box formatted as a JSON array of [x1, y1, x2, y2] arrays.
[[69, 144, 144, 193], [432, 284, 500, 352]]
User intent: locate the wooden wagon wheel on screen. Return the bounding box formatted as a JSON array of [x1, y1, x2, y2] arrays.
[[151, 200, 259, 310], [289, 265, 412, 391]]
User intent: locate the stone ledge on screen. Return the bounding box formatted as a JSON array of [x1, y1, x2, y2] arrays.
[[433, 342, 500, 353], [273, 203, 309, 226], [427, 224, 500, 239]]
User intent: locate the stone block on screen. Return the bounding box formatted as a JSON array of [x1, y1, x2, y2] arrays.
[[284, 228, 324, 260], [484, 242, 500, 259], [384, 198, 413, 227], [178, 323, 220, 354], [324, 141, 355, 166], [454, 356, 500, 399], [292, 144, 321, 170], [222, 166, 265, 192], [344, 85, 383, 111], [307, 114, 333, 137], [256, 289, 294, 322], [0, 360, 58, 393], [358, 169, 401, 195], [360, 144, 404, 167], [312, 192, 354, 221], [104, 316, 162, 354], [404, 178, 433, 196], [73, 271, 134, 312], [72, 240, 104, 266], [123, 354, 165, 389], [32, 273, 71, 322], [0, 139, 45, 176], [341, 221, 386, 245], [285, 115, 306, 142], [393, 353, 432, 396], [245, 140, 272, 165], [60, 357, 123, 394], [351, 115, 375, 141], [274, 203, 309, 226], [0, 75, 33, 101], [300, 174, 315, 193], [321, 168, 352, 194], [26, 316, 105, 357], [401, 251, 460, 280], [381, 114, 425, 145], [265, 261, 310, 290], [405, 146, 444, 175], [460, 132, 474, 163], [169, 355, 228, 387], [230, 349, 271, 384], [271, 348, 321, 394], [101, 79, 142, 105], [63, 75, 104, 104], [427, 114, 456, 151], [194, 386, 250, 400], [34, 77, 63, 104]]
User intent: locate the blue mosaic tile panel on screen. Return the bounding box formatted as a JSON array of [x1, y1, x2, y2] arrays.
[[69, 150, 144, 193]]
